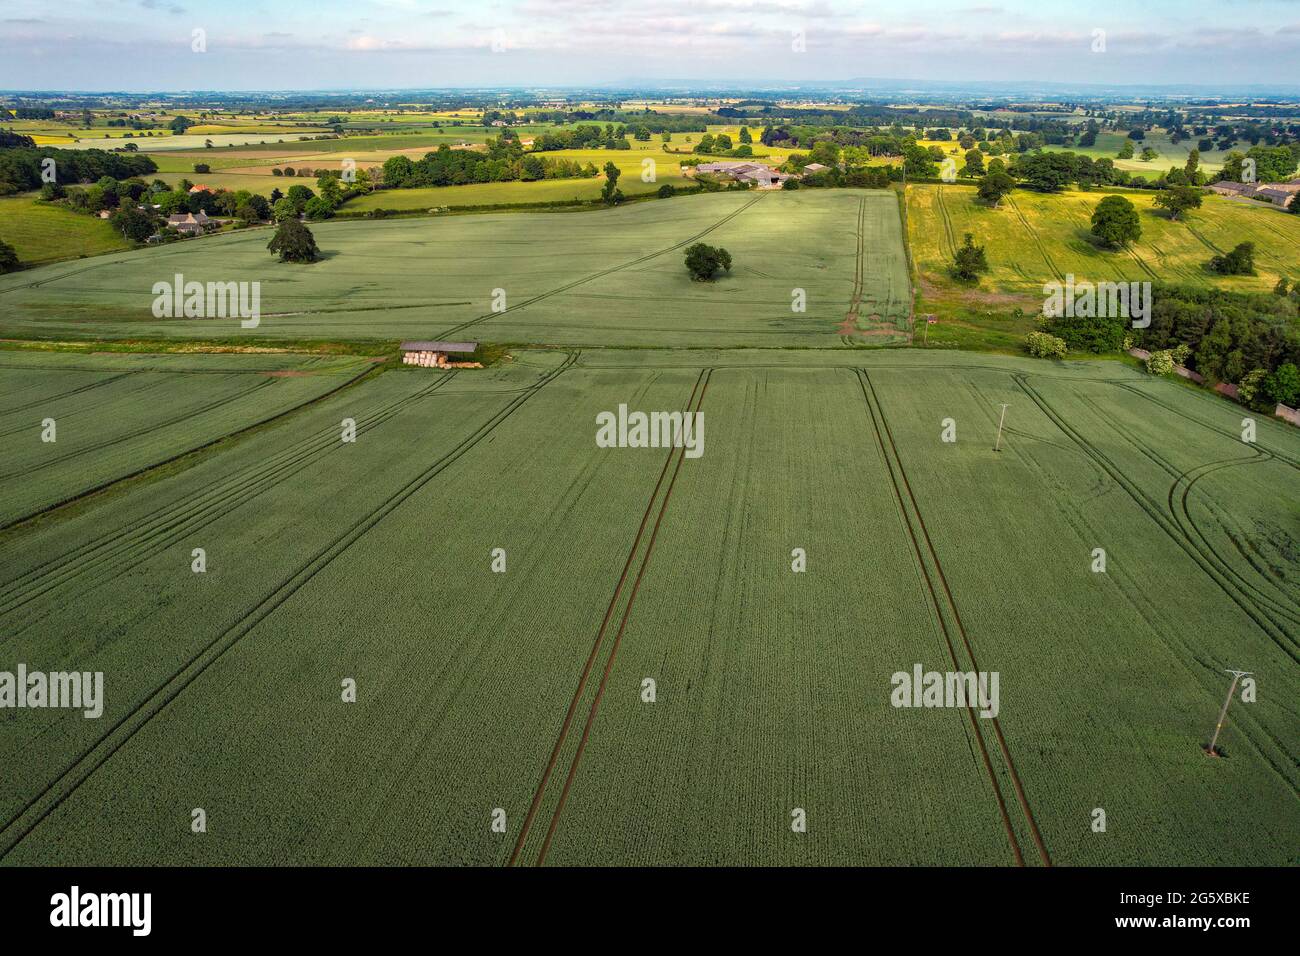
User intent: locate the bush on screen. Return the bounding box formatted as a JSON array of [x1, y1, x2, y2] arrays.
[[1207, 241, 1256, 276], [1237, 368, 1268, 408], [0, 238, 20, 273], [1026, 330, 1067, 359], [1265, 362, 1300, 407], [192, 163, 210, 174], [656, 183, 676, 198], [684, 243, 732, 281], [1145, 350, 1176, 376]]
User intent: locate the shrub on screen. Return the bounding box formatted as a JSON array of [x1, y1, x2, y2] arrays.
[[1265, 362, 1300, 407], [1026, 331, 1067, 359], [656, 183, 676, 198], [1237, 368, 1268, 409], [1207, 241, 1256, 276], [0, 238, 20, 274], [1145, 350, 1176, 376]]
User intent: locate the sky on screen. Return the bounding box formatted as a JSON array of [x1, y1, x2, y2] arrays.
[[2, 0, 1299, 92]]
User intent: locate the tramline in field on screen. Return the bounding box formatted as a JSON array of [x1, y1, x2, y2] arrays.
[[1, 349, 1295, 866]]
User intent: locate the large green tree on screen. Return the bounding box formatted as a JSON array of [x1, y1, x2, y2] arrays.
[[951, 233, 989, 282], [109, 205, 156, 241], [267, 218, 320, 263], [601, 161, 623, 205], [1090, 195, 1141, 248], [1153, 185, 1203, 221], [976, 171, 1014, 206], [684, 243, 732, 281]]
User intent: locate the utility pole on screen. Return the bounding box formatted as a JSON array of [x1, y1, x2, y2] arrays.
[[993, 403, 1009, 452], [1205, 669, 1252, 757]]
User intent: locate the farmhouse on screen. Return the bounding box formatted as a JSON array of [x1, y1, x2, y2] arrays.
[[188, 184, 213, 194], [166, 210, 211, 235], [400, 340, 481, 368], [804, 162, 829, 173]]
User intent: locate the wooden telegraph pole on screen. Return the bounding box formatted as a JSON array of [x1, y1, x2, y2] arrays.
[[1205, 669, 1252, 757]]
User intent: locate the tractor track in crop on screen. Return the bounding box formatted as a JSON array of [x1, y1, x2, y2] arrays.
[[1187, 225, 1225, 256], [1106, 380, 1300, 471], [437, 195, 766, 340], [1174, 457, 1300, 625], [1254, 218, 1300, 252], [1082, 396, 1300, 630], [858, 369, 1052, 867], [0, 370, 463, 621], [509, 369, 711, 867], [0, 371, 138, 416], [1016, 374, 1299, 663], [841, 197, 868, 344], [0, 376, 278, 483], [1005, 194, 1064, 284], [535, 370, 711, 866], [0, 374, 175, 439], [935, 185, 958, 259], [0, 362, 384, 535], [0, 351, 579, 860]]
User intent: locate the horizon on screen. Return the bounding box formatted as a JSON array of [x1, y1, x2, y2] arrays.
[[4, 0, 1300, 92]]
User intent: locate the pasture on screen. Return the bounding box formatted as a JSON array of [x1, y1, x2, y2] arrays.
[[0, 348, 1295, 866], [0, 194, 134, 266], [0, 190, 913, 348]]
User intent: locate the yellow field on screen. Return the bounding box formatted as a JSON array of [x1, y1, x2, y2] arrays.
[[905, 183, 1300, 330]]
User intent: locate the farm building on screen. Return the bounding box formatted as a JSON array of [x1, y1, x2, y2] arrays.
[[399, 340, 481, 369], [1208, 179, 1300, 207], [166, 210, 211, 235], [692, 161, 792, 189]]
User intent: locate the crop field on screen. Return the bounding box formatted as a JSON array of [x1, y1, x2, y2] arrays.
[[0, 190, 913, 348], [0, 348, 1295, 866], [343, 138, 778, 211], [0, 350, 374, 529], [905, 183, 1300, 345]]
